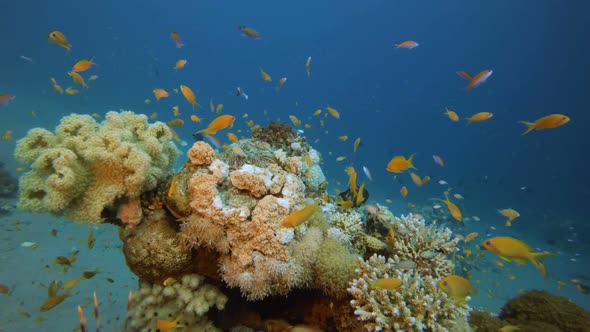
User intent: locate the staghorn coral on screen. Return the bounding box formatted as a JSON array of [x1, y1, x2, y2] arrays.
[[388, 213, 459, 278], [129, 274, 227, 332], [14, 111, 178, 224], [348, 254, 471, 332]]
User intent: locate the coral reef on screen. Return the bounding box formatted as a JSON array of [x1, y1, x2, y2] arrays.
[[128, 273, 227, 332], [499, 290, 590, 332], [123, 210, 192, 283], [251, 122, 296, 150], [348, 254, 471, 332], [14, 111, 178, 224]]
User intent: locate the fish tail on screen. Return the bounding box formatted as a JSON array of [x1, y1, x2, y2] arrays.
[[408, 153, 417, 169], [505, 220, 512, 227], [530, 251, 555, 278], [519, 121, 536, 135], [465, 118, 472, 125]]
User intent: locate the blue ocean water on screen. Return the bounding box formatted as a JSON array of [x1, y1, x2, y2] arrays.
[[1, 0, 589, 330]]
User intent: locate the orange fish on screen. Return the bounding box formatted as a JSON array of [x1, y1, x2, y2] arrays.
[[441, 192, 462, 222], [464, 232, 478, 243], [153, 88, 169, 101], [482, 236, 554, 278], [276, 77, 287, 91], [239, 26, 261, 39], [50, 78, 63, 94], [437, 275, 476, 301], [371, 278, 402, 290], [466, 112, 493, 124], [65, 87, 79, 95], [386, 153, 416, 173], [156, 319, 185, 332], [68, 72, 88, 88], [280, 203, 320, 228], [180, 85, 198, 109], [170, 32, 184, 48], [444, 108, 459, 122], [72, 58, 96, 72], [519, 114, 570, 135], [400, 186, 408, 198], [353, 137, 361, 153], [190, 115, 201, 123], [260, 68, 272, 81], [498, 208, 520, 227], [0, 94, 16, 107], [48, 31, 71, 51], [2, 130, 13, 141], [174, 59, 187, 70], [197, 115, 236, 136], [395, 40, 419, 49], [326, 106, 340, 119], [227, 132, 238, 143], [466, 69, 493, 91], [410, 172, 423, 186]]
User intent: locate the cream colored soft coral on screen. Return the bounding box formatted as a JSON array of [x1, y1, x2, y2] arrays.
[[14, 111, 178, 224], [188, 141, 216, 166]]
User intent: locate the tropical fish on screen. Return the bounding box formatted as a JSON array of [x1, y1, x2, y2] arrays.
[[482, 236, 555, 278], [437, 275, 476, 301], [371, 278, 402, 290], [236, 87, 248, 100], [338, 135, 348, 141], [48, 31, 71, 51], [40, 294, 70, 312], [190, 115, 201, 123], [68, 72, 88, 88], [465, 232, 478, 243], [362, 166, 373, 181], [88, 75, 98, 81], [65, 87, 79, 95], [466, 112, 493, 124], [386, 154, 416, 173], [305, 56, 312, 77], [197, 115, 236, 136], [353, 137, 361, 152], [180, 85, 198, 109], [336, 156, 346, 162], [444, 108, 459, 122], [440, 192, 462, 222], [280, 203, 320, 228], [519, 114, 570, 135], [276, 77, 287, 91], [456, 70, 472, 80], [498, 208, 520, 227], [432, 155, 444, 167], [260, 68, 272, 81], [172, 105, 180, 116], [153, 88, 169, 101], [410, 173, 423, 186], [313, 109, 322, 116], [395, 40, 419, 49], [72, 58, 96, 72], [163, 277, 177, 286], [50, 78, 63, 94], [238, 26, 261, 39], [466, 70, 493, 91], [289, 115, 301, 127], [0, 94, 15, 107], [167, 119, 184, 128], [174, 59, 187, 70], [170, 32, 184, 48], [326, 106, 340, 119], [400, 186, 408, 198], [421, 175, 431, 185], [0, 284, 9, 294], [156, 319, 185, 332]]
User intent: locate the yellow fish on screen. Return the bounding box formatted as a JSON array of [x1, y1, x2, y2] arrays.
[[260, 68, 272, 81], [386, 154, 416, 173], [280, 203, 320, 228], [482, 236, 555, 278], [519, 114, 570, 135], [305, 56, 312, 77], [353, 137, 361, 152], [68, 71, 87, 88], [441, 192, 462, 221], [156, 319, 185, 332], [338, 136, 348, 141], [466, 112, 493, 124], [371, 278, 402, 290], [190, 115, 201, 123], [498, 208, 520, 227], [313, 109, 322, 116], [444, 107, 459, 121], [326, 106, 340, 119], [437, 275, 476, 301], [410, 172, 423, 186]]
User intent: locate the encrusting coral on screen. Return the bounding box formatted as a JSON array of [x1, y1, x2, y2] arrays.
[[14, 111, 178, 224], [128, 273, 227, 332]]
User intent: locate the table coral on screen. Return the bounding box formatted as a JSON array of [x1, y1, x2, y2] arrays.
[[348, 254, 471, 332], [14, 111, 178, 224], [128, 273, 227, 331]]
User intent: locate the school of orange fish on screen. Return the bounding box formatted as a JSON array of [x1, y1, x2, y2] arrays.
[[0, 26, 581, 332]]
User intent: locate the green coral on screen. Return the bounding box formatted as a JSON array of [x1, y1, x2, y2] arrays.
[[14, 111, 178, 224]]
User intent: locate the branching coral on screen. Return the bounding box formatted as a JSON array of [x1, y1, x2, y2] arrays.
[[128, 274, 227, 332], [348, 254, 471, 332], [14, 111, 178, 224]]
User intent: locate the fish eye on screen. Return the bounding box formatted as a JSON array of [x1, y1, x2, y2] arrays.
[[443, 281, 448, 286], [485, 241, 491, 245]]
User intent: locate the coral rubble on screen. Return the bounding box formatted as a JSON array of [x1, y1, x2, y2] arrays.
[[14, 111, 178, 224]]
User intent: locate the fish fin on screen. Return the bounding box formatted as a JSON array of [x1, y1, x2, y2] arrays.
[[513, 258, 528, 266], [518, 121, 536, 135], [499, 256, 512, 263], [408, 153, 417, 169], [505, 220, 512, 227], [530, 251, 555, 278]]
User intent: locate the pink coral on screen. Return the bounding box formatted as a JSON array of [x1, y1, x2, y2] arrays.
[[229, 165, 271, 198], [117, 198, 143, 229], [187, 141, 216, 166]]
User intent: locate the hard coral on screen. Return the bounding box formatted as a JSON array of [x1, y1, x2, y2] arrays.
[[348, 254, 471, 332], [123, 210, 192, 283], [129, 274, 226, 331], [15, 111, 178, 224]]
